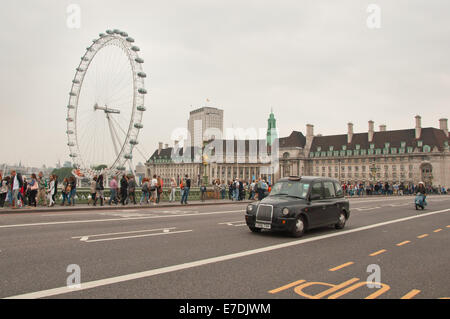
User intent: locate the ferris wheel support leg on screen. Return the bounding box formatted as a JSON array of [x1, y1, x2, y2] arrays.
[[106, 114, 121, 158]]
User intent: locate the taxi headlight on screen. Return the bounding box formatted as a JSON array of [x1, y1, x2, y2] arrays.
[[247, 204, 254, 213], [282, 207, 289, 216]]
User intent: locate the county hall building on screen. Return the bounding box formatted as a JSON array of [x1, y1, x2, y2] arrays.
[[146, 109, 449, 188]]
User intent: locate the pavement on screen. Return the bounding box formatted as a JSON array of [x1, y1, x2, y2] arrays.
[[0, 199, 251, 214], [0, 195, 449, 299]]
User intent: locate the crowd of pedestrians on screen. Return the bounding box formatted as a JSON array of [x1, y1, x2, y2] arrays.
[[1, 169, 447, 210], [341, 181, 448, 197], [206, 178, 272, 202], [0, 170, 67, 208]]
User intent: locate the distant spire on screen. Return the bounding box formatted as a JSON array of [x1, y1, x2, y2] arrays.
[[267, 110, 278, 146]]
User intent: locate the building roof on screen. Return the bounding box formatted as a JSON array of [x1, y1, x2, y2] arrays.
[[278, 131, 306, 148], [310, 127, 449, 152]]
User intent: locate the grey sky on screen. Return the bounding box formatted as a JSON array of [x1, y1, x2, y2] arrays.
[[0, 0, 449, 167]]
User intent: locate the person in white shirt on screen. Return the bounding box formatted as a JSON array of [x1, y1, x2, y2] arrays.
[[150, 175, 158, 205], [47, 175, 55, 207], [10, 170, 23, 209]]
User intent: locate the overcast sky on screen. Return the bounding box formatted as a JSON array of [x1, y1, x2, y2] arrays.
[[0, 0, 449, 167]]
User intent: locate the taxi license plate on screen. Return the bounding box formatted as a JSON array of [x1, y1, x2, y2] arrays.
[[255, 223, 271, 229]]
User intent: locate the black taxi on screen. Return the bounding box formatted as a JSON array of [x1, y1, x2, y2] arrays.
[[245, 176, 350, 237]]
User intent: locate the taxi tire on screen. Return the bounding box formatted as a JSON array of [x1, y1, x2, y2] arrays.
[[335, 211, 347, 229], [291, 216, 306, 238], [249, 226, 262, 233]]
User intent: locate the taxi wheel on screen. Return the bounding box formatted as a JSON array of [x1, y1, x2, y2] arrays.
[[291, 216, 306, 238], [335, 211, 347, 229], [249, 227, 261, 233]]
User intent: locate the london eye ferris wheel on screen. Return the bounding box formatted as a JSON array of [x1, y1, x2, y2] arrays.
[[66, 29, 147, 178]]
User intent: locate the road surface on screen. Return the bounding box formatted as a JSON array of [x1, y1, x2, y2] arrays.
[[0, 195, 449, 299]]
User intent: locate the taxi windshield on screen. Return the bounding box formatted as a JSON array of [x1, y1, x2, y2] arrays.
[[269, 180, 310, 199]]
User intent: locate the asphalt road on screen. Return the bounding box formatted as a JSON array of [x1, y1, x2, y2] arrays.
[[0, 195, 449, 299]]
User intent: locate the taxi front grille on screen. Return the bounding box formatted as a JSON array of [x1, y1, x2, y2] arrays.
[[256, 205, 273, 222]]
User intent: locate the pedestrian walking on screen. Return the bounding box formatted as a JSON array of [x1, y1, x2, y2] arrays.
[[0, 173, 8, 208], [28, 174, 38, 207], [156, 176, 163, 203], [67, 176, 77, 206], [120, 175, 128, 205], [51, 175, 58, 205], [109, 176, 119, 205], [10, 170, 23, 208], [150, 175, 158, 205], [94, 174, 105, 206], [46, 175, 56, 207], [61, 178, 69, 206], [180, 174, 191, 205], [140, 178, 150, 204], [128, 175, 137, 205], [36, 172, 47, 206], [88, 176, 97, 206], [219, 180, 226, 200], [200, 183, 207, 202]]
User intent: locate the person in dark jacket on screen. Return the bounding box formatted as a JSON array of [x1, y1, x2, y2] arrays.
[[180, 175, 191, 205], [120, 175, 128, 205], [128, 175, 137, 205], [94, 174, 105, 206]]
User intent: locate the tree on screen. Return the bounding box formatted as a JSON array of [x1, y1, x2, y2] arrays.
[[51, 167, 74, 182]]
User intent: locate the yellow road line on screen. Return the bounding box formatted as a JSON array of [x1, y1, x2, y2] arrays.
[[396, 241, 411, 246], [433, 229, 442, 233], [401, 289, 421, 299], [268, 279, 306, 294], [417, 234, 429, 239], [329, 262, 354, 272], [369, 249, 387, 257]]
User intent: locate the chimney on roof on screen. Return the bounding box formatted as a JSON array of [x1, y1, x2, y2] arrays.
[[415, 115, 422, 139], [305, 124, 314, 152], [306, 124, 314, 137], [174, 140, 179, 148], [368, 120, 374, 143], [379, 124, 386, 132], [347, 122, 353, 144], [439, 118, 448, 137], [158, 142, 163, 155], [164, 143, 168, 149]]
